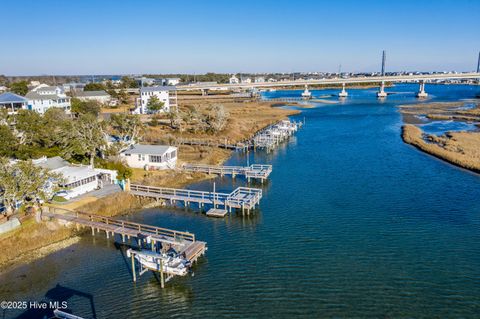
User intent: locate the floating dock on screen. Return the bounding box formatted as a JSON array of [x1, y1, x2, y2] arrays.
[[44, 208, 207, 287], [129, 184, 262, 214], [182, 163, 272, 182], [206, 208, 228, 218]]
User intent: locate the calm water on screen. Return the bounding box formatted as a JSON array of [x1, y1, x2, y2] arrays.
[[2, 84, 480, 318]]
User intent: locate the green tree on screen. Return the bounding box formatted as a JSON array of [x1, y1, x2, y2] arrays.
[[121, 76, 139, 88], [8, 81, 28, 96], [109, 114, 143, 145], [147, 96, 165, 113], [96, 159, 132, 180], [0, 125, 17, 157], [0, 158, 61, 215], [70, 98, 101, 116], [62, 114, 106, 166], [84, 82, 106, 91]]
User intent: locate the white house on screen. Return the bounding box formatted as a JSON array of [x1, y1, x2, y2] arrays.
[[75, 90, 112, 104], [120, 144, 177, 170], [133, 86, 176, 114], [0, 92, 28, 114], [165, 78, 181, 86], [241, 77, 252, 84], [229, 75, 239, 84], [0, 86, 7, 93], [25, 85, 71, 114], [33, 156, 118, 200], [255, 76, 265, 83]]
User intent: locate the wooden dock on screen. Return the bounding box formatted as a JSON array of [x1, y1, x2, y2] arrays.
[[129, 184, 262, 214], [182, 163, 272, 182], [253, 119, 301, 152], [44, 208, 207, 287]]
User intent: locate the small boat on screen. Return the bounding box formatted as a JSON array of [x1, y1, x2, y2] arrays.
[[127, 249, 190, 276]]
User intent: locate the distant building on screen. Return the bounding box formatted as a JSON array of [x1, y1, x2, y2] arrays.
[[0, 86, 7, 93], [25, 85, 71, 114], [241, 77, 252, 84], [120, 144, 177, 170], [255, 77, 265, 83], [33, 156, 118, 200], [0, 92, 28, 114], [62, 82, 86, 93], [229, 75, 239, 84], [133, 86, 177, 114], [75, 90, 112, 104], [165, 78, 181, 86]]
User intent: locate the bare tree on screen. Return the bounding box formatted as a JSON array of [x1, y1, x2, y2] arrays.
[[206, 104, 229, 133]]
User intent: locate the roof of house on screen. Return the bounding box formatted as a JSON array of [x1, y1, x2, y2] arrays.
[[140, 86, 177, 93], [75, 90, 110, 97], [122, 144, 176, 156], [33, 156, 70, 170], [36, 86, 58, 92], [25, 91, 67, 100], [0, 92, 28, 103], [53, 166, 98, 184]]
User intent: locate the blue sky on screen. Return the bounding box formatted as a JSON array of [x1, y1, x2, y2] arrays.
[[1, 0, 479, 75]]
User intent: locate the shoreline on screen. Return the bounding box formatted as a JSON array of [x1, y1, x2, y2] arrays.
[[399, 99, 480, 174], [401, 125, 480, 174], [0, 100, 301, 273], [0, 235, 81, 275]]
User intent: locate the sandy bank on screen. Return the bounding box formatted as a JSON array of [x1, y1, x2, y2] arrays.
[[402, 124, 480, 173]]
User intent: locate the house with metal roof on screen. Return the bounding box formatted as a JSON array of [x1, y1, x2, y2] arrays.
[[74, 90, 112, 104], [133, 86, 177, 114], [25, 85, 71, 114], [120, 144, 177, 170], [0, 92, 28, 114], [32, 156, 118, 200]]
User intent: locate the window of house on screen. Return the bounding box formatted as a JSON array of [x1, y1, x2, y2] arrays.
[[149, 155, 162, 163]]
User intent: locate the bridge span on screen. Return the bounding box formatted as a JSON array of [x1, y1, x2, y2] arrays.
[[176, 72, 480, 91], [117, 72, 480, 99]]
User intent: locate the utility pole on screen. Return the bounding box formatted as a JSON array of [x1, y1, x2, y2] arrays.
[[476, 51, 480, 73], [381, 50, 386, 76]]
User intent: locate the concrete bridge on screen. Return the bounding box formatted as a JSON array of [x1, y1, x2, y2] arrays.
[[117, 72, 480, 99], [178, 72, 480, 99]]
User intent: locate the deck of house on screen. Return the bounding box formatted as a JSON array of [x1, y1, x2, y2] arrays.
[[182, 163, 272, 182], [129, 184, 262, 213]]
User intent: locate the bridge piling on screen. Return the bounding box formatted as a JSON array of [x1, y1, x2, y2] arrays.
[[416, 80, 428, 98]]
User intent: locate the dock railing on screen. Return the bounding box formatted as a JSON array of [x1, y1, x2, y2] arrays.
[[48, 207, 195, 242], [130, 184, 263, 211]]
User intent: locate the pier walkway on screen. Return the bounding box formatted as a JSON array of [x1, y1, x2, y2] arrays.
[[44, 208, 206, 264], [182, 163, 272, 182], [129, 184, 262, 213]]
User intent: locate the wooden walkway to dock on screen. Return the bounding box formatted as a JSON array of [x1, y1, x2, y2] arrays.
[[177, 138, 249, 151], [182, 163, 272, 182], [44, 208, 206, 263], [129, 184, 262, 214]]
